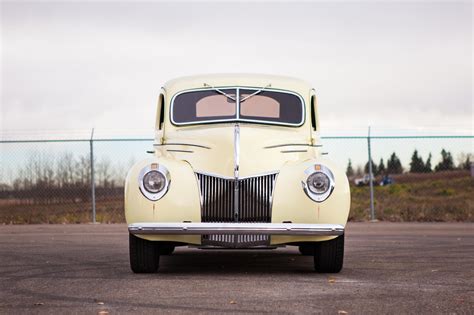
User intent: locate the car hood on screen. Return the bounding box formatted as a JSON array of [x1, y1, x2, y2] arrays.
[[159, 124, 315, 178]]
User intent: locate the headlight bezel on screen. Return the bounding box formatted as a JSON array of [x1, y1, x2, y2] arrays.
[[138, 163, 171, 201], [302, 164, 335, 202]]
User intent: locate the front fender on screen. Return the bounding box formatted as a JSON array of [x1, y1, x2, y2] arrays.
[[270, 158, 350, 244], [124, 157, 201, 243]]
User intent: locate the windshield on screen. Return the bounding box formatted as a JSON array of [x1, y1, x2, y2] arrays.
[[171, 88, 304, 126]]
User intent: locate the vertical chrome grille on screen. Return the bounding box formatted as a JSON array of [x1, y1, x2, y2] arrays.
[[196, 172, 278, 248], [196, 172, 277, 223]]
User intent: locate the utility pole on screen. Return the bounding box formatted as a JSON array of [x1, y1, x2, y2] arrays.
[[90, 128, 96, 223], [367, 126, 376, 221]]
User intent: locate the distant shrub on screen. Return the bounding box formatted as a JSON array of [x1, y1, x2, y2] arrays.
[[437, 188, 455, 196], [388, 184, 406, 195]]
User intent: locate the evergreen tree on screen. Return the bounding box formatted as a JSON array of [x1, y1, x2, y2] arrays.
[[424, 153, 432, 172], [456, 153, 472, 170], [364, 160, 377, 175], [378, 158, 385, 175], [463, 155, 471, 170], [435, 149, 454, 171], [459, 154, 471, 170], [346, 159, 354, 177], [387, 152, 403, 174], [409, 150, 425, 173]]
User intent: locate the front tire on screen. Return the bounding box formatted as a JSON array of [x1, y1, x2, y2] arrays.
[[129, 233, 160, 273], [314, 234, 344, 273]]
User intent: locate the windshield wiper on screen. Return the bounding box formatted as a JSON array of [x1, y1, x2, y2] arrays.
[[203, 83, 236, 102], [239, 83, 272, 102], [203, 82, 272, 103]]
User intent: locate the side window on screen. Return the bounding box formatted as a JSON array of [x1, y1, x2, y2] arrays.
[[158, 94, 165, 130], [310, 95, 317, 131]]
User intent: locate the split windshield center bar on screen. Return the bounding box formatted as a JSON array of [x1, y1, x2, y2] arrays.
[[237, 87, 240, 119]]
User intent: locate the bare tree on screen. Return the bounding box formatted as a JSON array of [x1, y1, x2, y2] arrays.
[[97, 157, 112, 188], [75, 155, 91, 187], [57, 153, 75, 188]]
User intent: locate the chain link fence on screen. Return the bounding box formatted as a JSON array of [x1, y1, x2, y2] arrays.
[[323, 135, 473, 222], [1, 132, 473, 224]]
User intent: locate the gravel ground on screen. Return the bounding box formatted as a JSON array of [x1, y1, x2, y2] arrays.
[[0, 222, 473, 314]]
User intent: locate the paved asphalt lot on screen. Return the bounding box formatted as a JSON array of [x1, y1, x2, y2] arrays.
[[0, 223, 473, 314]]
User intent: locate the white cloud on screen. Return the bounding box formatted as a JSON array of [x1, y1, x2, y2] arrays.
[[1, 1, 472, 135]]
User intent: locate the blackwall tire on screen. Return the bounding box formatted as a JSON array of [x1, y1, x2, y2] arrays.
[[129, 233, 160, 273], [314, 234, 344, 273]]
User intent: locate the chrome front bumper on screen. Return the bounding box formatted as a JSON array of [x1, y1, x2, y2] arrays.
[[128, 222, 345, 236]]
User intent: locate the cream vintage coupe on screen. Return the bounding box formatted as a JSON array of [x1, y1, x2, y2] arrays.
[[125, 74, 350, 273]]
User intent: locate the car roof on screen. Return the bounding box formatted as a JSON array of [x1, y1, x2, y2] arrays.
[[163, 74, 313, 98]]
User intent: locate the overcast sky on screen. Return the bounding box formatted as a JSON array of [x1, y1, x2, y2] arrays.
[[1, 0, 472, 137]]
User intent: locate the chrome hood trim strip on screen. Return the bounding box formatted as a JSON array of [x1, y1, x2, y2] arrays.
[[234, 123, 240, 178], [233, 106, 240, 222], [264, 143, 322, 149], [154, 143, 211, 149], [129, 222, 345, 236]]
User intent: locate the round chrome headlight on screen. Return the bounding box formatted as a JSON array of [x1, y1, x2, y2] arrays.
[[307, 172, 330, 194], [302, 164, 335, 202], [138, 164, 170, 201], [143, 170, 166, 193]]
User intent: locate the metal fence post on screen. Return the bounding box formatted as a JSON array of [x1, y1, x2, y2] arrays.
[[90, 128, 96, 223], [367, 126, 376, 221]]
